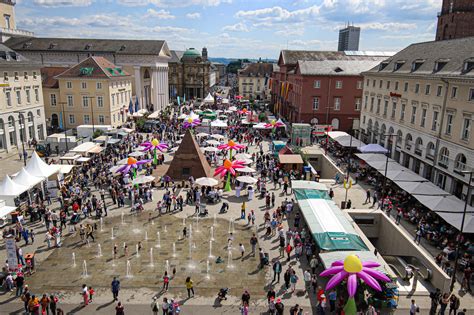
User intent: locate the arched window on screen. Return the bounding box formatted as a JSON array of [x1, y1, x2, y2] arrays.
[[455, 153, 467, 171], [426, 142, 435, 157], [367, 119, 373, 130], [439, 147, 449, 167], [310, 118, 318, 125], [415, 137, 423, 154], [8, 116, 14, 128], [396, 130, 403, 144], [27, 112, 34, 123], [143, 69, 150, 79], [8, 116, 16, 146], [405, 133, 413, 149], [331, 118, 339, 129]]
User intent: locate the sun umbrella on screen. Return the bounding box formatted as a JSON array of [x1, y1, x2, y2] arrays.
[[196, 132, 209, 137], [241, 158, 253, 165], [202, 147, 220, 153], [235, 153, 252, 160], [211, 134, 225, 140], [206, 139, 221, 146], [117, 158, 129, 165], [129, 151, 145, 157], [132, 175, 155, 185], [237, 166, 256, 173], [195, 177, 219, 186], [236, 176, 258, 184]]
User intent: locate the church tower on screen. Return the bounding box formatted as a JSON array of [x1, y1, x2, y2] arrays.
[[436, 0, 474, 41]]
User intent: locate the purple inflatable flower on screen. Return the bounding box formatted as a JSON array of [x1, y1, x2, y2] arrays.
[[183, 117, 201, 129], [116, 157, 151, 177]]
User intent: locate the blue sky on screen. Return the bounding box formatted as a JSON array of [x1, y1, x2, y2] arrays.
[[15, 0, 440, 58]]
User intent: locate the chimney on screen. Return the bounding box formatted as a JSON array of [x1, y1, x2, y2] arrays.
[[202, 47, 208, 61]]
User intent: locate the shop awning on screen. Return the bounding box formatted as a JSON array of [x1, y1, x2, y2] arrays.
[[385, 170, 429, 182], [291, 180, 328, 191], [88, 145, 104, 154], [70, 142, 97, 153], [356, 153, 395, 163], [327, 132, 366, 148], [358, 143, 388, 154], [394, 181, 450, 196], [279, 154, 304, 164]]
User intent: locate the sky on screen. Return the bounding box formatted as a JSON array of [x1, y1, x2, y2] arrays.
[[14, 0, 440, 59]]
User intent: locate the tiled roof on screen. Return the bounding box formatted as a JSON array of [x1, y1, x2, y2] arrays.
[[365, 37, 474, 77], [41, 67, 68, 88], [239, 63, 276, 76], [297, 59, 385, 76], [0, 43, 31, 65], [56, 56, 131, 79], [279, 50, 386, 66], [169, 50, 185, 63], [5, 37, 169, 56]]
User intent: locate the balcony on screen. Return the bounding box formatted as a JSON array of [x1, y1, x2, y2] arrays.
[[0, 27, 34, 38]]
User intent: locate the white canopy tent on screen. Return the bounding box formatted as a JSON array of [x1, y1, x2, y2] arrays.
[[70, 142, 97, 154], [210, 119, 228, 128], [327, 131, 366, 148], [25, 151, 60, 178], [0, 175, 29, 196], [0, 199, 17, 220], [394, 181, 450, 196], [148, 111, 160, 119], [356, 153, 395, 163], [385, 170, 428, 182], [236, 176, 258, 184], [358, 143, 388, 154], [12, 168, 44, 189], [204, 93, 214, 103]]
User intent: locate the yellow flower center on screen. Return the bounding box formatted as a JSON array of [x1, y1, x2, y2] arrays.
[[343, 255, 363, 273], [187, 118, 193, 123], [151, 139, 159, 146], [228, 140, 235, 147], [223, 159, 232, 169]]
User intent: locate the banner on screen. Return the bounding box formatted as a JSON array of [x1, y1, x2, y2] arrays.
[[177, 96, 181, 106], [59, 112, 63, 129], [5, 237, 17, 271]]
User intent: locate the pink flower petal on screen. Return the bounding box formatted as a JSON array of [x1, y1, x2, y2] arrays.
[[332, 261, 344, 266], [325, 270, 348, 290], [347, 274, 358, 297], [358, 271, 382, 292], [362, 267, 391, 283], [320, 266, 344, 277], [362, 261, 380, 268]]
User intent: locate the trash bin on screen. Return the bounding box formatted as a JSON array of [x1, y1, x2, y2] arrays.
[[341, 201, 346, 209]]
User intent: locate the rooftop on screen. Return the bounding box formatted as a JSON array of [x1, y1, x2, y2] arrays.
[[279, 50, 388, 66], [297, 58, 385, 76], [55, 56, 131, 79], [239, 62, 277, 77], [0, 43, 32, 66], [41, 67, 68, 88]]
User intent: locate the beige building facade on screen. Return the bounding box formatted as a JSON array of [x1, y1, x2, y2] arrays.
[[42, 56, 132, 130], [0, 0, 33, 43], [359, 37, 474, 204], [0, 44, 47, 152], [238, 62, 276, 101]]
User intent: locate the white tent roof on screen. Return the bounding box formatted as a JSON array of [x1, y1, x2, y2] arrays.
[[25, 151, 60, 178], [204, 93, 214, 103], [12, 168, 44, 188], [0, 202, 17, 218], [358, 143, 388, 154], [210, 119, 227, 128], [148, 111, 160, 119], [0, 175, 29, 196], [70, 142, 97, 153]]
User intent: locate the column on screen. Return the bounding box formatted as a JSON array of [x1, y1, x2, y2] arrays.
[[150, 67, 159, 111], [150, 63, 169, 112], [133, 66, 143, 110]]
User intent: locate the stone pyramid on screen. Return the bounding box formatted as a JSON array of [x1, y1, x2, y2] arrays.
[[166, 129, 211, 180]]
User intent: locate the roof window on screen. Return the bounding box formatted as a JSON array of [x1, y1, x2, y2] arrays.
[[378, 61, 389, 71], [334, 67, 343, 73], [393, 60, 405, 71], [411, 59, 425, 72], [85, 44, 92, 50], [462, 58, 474, 73], [434, 59, 449, 72]]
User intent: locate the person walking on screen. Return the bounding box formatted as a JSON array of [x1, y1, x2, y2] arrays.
[[161, 298, 169, 315], [303, 269, 311, 293], [365, 189, 371, 204], [115, 301, 124, 315], [290, 272, 298, 293], [439, 293, 450, 315], [185, 276, 194, 297], [111, 277, 120, 301], [162, 271, 170, 291], [241, 290, 250, 305], [239, 243, 245, 258], [151, 297, 159, 315], [449, 294, 460, 315], [250, 234, 258, 256], [414, 227, 422, 244], [429, 288, 441, 315], [410, 299, 419, 315], [272, 260, 282, 283], [82, 284, 89, 306]]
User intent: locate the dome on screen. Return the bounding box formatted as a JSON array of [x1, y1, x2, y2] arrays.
[[182, 48, 201, 60]]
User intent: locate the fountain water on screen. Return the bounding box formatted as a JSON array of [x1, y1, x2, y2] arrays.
[[172, 242, 176, 257], [152, 220, 155, 226], [187, 237, 195, 269], [136, 244, 140, 257], [145, 231, 148, 241], [228, 219, 232, 233], [72, 253, 76, 267], [126, 260, 132, 278], [156, 232, 161, 248], [111, 227, 115, 240], [165, 260, 170, 273], [183, 217, 186, 226], [232, 220, 235, 234], [189, 224, 193, 238], [149, 248, 154, 267], [100, 217, 103, 232], [210, 226, 215, 241], [209, 240, 214, 258], [213, 213, 217, 226], [82, 260, 89, 277], [164, 225, 167, 233], [195, 215, 200, 232], [206, 259, 210, 279], [121, 212, 125, 225], [227, 250, 234, 268], [97, 244, 102, 257]]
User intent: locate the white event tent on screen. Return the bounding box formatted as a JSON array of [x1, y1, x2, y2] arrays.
[[25, 151, 60, 178], [0, 175, 29, 206], [204, 93, 214, 103], [13, 168, 44, 189]]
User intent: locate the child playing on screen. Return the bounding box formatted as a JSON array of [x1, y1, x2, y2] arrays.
[[89, 287, 95, 303]]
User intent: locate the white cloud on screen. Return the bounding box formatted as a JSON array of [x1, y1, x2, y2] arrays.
[[236, 6, 320, 24], [358, 22, 417, 31], [117, 0, 231, 7], [33, 0, 91, 7], [186, 12, 201, 19], [222, 22, 249, 32], [145, 9, 175, 19]]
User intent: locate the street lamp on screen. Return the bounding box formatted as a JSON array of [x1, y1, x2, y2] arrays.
[[380, 134, 400, 198], [58, 102, 69, 152], [87, 96, 96, 134], [450, 170, 474, 292], [16, 111, 27, 166]]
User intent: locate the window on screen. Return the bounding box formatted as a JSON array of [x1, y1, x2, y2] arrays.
[[362, 115, 366, 124], [16, 90, 21, 104], [335, 81, 343, 89], [400, 103, 406, 121], [404, 82, 408, 92], [334, 98, 341, 111], [97, 82, 102, 90], [372, 80, 376, 88], [67, 95, 74, 106], [25, 89, 30, 103], [5, 91, 11, 106], [391, 102, 397, 119], [66, 81, 72, 89], [395, 81, 399, 90], [112, 94, 115, 106], [34, 89, 39, 102], [462, 117, 471, 140], [69, 114, 75, 124], [313, 80, 320, 88], [356, 81, 363, 89], [386, 81, 390, 89], [83, 115, 90, 124], [414, 83, 420, 93], [97, 96, 104, 108], [82, 96, 89, 107], [98, 115, 105, 124], [383, 100, 388, 116], [366, 79, 370, 87], [370, 97, 374, 112], [455, 154, 467, 171], [451, 86, 458, 98], [445, 113, 454, 135], [4, 14, 11, 29], [312, 97, 319, 110], [437, 85, 443, 97], [432, 111, 439, 131], [50, 94, 57, 106], [24, 72, 28, 80], [33, 71, 37, 80], [411, 106, 417, 124], [425, 84, 431, 95], [355, 98, 361, 111], [14, 72, 18, 81], [81, 82, 87, 89], [421, 108, 427, 127], [379, 80, 383, 89], [469, 89, 474, 101], [3, 71, 8, 81], [439, 147, 449, 167], [364, 96, 368, 109], [376, 98, 381, 114]]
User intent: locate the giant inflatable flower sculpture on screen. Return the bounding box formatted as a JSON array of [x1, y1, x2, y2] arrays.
[[218, 140, 246, 155], [140, 139, 168, 165], [183, 117, 201, 129], [319, 255, 391, 315], [214, 159, 245, 191], [117, 157, 151, 179], [237, 108, 249, 115], [264, 119, 285, 130]]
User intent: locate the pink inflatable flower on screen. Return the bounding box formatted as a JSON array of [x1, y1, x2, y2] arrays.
[[183, 117, 201, 129], [319, 255, 391, 297], [264, 119, 285, 130], [214, 159, 245, 178], [116, 157, 151, 175], [140, 139, 168, 152], [237, 108, 249, 115], [218, 140, 246, 151]]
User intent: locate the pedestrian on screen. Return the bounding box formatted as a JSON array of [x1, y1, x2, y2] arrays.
[[367, 303, 376, 315], [272, 260, 282, 283], [115, 301, 124, 315], [449, 294, 460, 315], [82, 284, 89, 306], [290, 272, 298, 293], [89, 286, 95, 303], [250, 234, 258, 256], [328, 289, 337, 312], [241, 290, 250, 305], [310, 255, 319, 274], [285, 243, 292, 261], [40, 293, 50, 315], [15, 272, 24, 297], [284, 268, 291, 289], [410, 299, 419, 315], [311, 274, 318, 294], [162, 297, 169, 315], [365, 189, 371, 203], [163, 271, 170, 291], [241, 201, 246, 219], [30, 229, 35, 244], [239, 243, 245, 258], [151, 297, 159, 315], [111, 277, 120, 301], [275, 298, 284, 315], [303, 269, 311, 293], [396, 208, 403, 224], [49, 295, 58, 315], [429, 288, 441, 315], [182, 226, 187, 238], [185, 276, 194, 297], [414, 227, 422, 244], [439, 293, 450, 315]]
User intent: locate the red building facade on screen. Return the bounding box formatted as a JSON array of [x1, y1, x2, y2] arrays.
[[436, 0, 474, 41], [271, 50, 385, 132]]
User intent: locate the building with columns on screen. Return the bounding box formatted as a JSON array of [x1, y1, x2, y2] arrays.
[[4, 37, 171, 115], [359, 37, 474, 205], [0, 44, 47, 152]]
